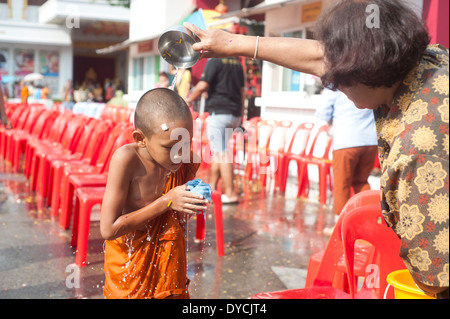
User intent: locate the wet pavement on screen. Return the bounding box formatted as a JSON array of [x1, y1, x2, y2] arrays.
[[0, 158, 376, 299]]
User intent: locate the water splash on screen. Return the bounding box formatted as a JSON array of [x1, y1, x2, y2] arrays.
[[170, 67, 179, 91], [124, 232, 135, 269], [145, 224, 152, 242]]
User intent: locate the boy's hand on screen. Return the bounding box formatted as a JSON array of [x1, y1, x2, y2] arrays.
[[166, 185, 208, 214]]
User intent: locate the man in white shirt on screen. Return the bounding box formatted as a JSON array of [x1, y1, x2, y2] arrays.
[[315, 89, 378, 218]]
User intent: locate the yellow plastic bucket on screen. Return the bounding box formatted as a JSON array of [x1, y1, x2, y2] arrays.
[[386, 270, 436, 299]]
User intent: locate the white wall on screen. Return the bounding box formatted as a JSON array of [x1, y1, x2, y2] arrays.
[[129, 0, 195, 41]]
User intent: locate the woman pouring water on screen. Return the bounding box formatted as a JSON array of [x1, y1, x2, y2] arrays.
[[184, 0, 449, 299]]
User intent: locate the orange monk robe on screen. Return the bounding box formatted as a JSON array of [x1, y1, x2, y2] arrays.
[[103, 161, 200, 299]]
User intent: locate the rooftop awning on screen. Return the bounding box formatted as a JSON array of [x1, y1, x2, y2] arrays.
[[0, 21, 71, 46], [96, 38, 133, 55], [39, 0, 130, 25]]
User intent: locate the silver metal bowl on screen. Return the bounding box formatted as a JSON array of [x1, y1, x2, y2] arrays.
[[158, 26, 200, 69]]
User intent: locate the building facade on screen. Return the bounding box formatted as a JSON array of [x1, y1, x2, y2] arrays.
[[0, 0, 129, 100]]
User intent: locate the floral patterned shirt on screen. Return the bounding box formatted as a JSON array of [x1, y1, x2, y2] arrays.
[[374, 44, 449, 288]]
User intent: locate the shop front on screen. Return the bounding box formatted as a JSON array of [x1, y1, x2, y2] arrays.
[[0, 18, 71, 102], [0, 0, 130, 102]]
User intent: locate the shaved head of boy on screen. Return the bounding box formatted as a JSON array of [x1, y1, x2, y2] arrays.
[[134, 88, 192, 137], [132, 88, 194, 172]]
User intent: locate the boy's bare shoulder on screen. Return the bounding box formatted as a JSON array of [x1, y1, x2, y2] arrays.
[[111, 143, 140, 165]]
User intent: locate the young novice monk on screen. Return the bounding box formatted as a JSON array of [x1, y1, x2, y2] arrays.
[[100, 88, 208, 299]]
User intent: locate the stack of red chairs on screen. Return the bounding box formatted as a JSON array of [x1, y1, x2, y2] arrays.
[[297, 124, 333, 204], [191, 112, 210, 168], [48, 119, 113, 216], [9, 109, 59, 172], [228, 116, 261, 173], [243, 119, 277, 182], [99, 104, 134, 124], [278, 122, 315, 195], [278, 123, 333, 203], [2, 107, 32, 161], [33, 115, 90, 201], [58, 122, 134, 231], [1, 104, 26, 160], [258, 120, 292, 189], [1, 102, 135, 264], [25, 111, 75, 191], [65, 123, 134, 266], [3, 105, 45, 166]]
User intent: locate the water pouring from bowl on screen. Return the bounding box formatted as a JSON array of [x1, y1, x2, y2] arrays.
[[158, 25, 200, 70]]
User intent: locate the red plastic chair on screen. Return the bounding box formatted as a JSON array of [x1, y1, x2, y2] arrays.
[[58, 123, 134, 230], [40, 116, 98, 209], [194, 190, 224, 257], [259, 120, 292, 189], [342, 204, 407, 299], [278, 122, 315, 194], [2, 107, 32, 160], [48, 119, 113, 216], [244, 119, 277, 182], [71, 186, 106, 266], [0, 104, 27, 158], [2, 102, 22, 119], [304, 190, 381, 291], [228, 116, 262, 172], [191, 112, 210, 168], [100, 105, 132, 124], [116, 107, 133, 123], [63, 127, 134, 265], [24, 111, 74, 181], [252, 190, 382, 299], [1, 105, 29, 161], [252, 200, 353, 299], [99, 104, 115, 122], [9, 109, 59, 172], [4, 106, 45, 165], [32, 114, 89, 199], [297, 124, 333, 204]]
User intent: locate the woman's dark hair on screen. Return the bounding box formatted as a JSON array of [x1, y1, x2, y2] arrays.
[[315, 0, 430, 89]]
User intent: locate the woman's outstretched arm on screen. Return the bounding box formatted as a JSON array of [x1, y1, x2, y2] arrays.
[[183, 22, 326, 77]]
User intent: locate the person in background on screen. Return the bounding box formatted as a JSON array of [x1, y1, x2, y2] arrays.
[[34, 85, 42, 100], [187, 57, 245, 204], [93, 83, 103, 102], [0, 74, 11, 129], [62, 80, 74, 110], [105, 78, 115, 101], [41, 84, 50, 99], [315, 88, 378, 234], [156, 72, 170, 88], [20, 81, 28, 104], [184, 0, 449, 298], [107, 90, 128, 107], [13, 81, 20, 99]]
